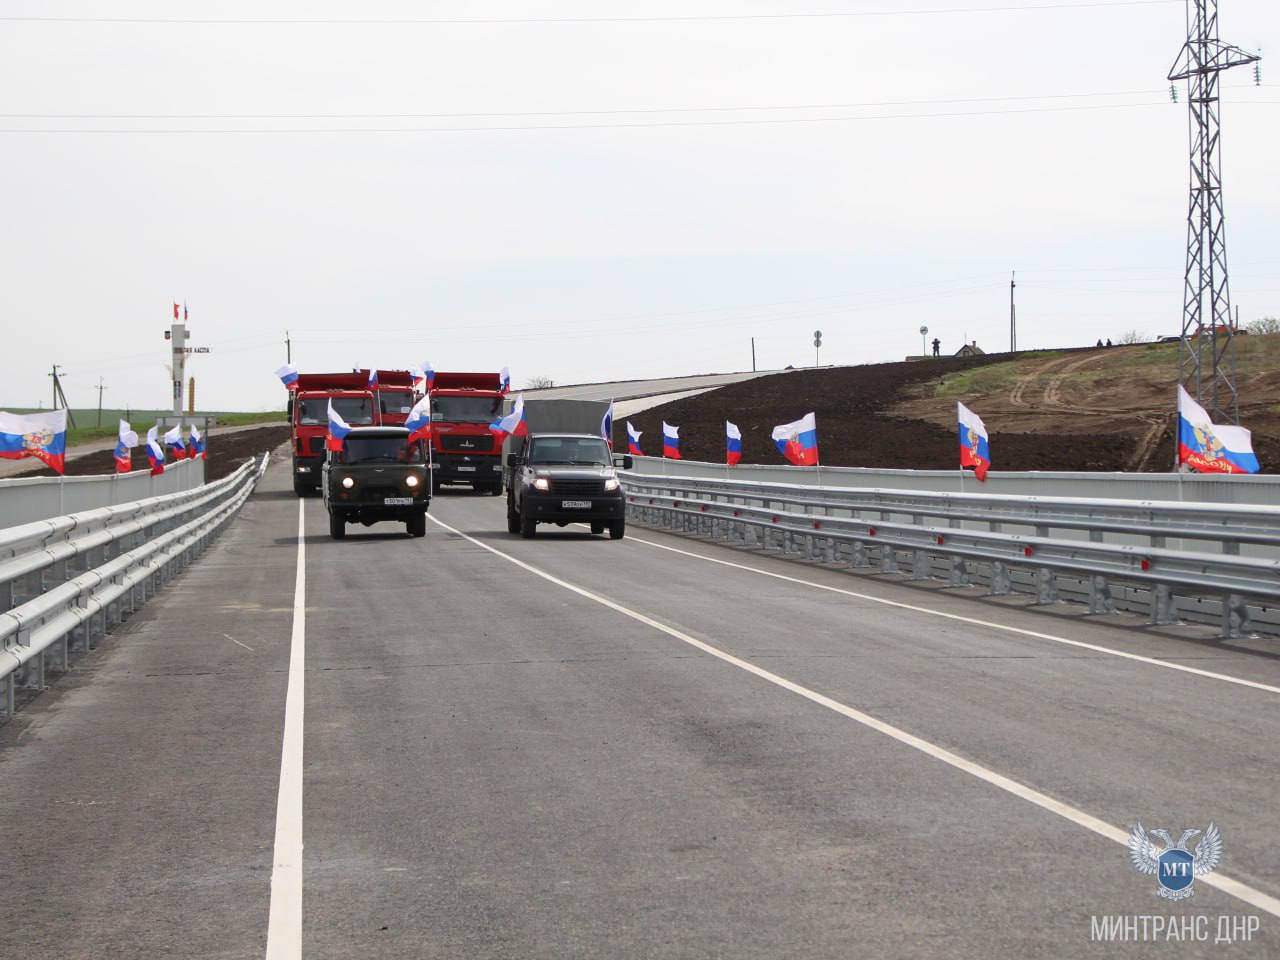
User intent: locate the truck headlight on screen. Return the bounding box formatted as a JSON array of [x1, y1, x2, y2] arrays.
[[604, 477, 620, 492], [341, 476, 355, 489], [532, 477, 550, 491], [405, 474, 420, 488]]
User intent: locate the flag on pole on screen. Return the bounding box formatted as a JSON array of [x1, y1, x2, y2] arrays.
[[405, 396, 432, 444], [725, 421, 742, 466], [183, 301, 188, 321], [662, 422, 681, 459], [500, 366, 511, 395], [957, 401, 990, 481], [146, 425, 165, 475], [114, 419, 138, 473], [0, 409, 68, 474], [771, 413, 819, 466], [1177, 385, 1259, 474], [172, 302, 180, 320], [163, 424, 188, 460], [601, 400, 614, 449], [275, 363, 299, 390], [367, 368, 379, 389], [626, 422, 643, 456], [421, 360, 436, 391], [189, 423, 206, 460], [488, 394, 528, 444], [326, 401, 353, 452]]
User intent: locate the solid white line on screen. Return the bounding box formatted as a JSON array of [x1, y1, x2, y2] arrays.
[[629, 535, 1280, 696], [265, 500, 306, 959], [427, 513, 1280, 917]]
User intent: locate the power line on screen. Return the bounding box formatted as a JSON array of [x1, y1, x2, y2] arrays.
[[0, 2, 1182, 26]]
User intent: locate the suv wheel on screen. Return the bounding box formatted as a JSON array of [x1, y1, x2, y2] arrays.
[[590, 522, 605, 536], [329, 511, 346, 540], [407, 511, 426, 538], [519, 507, 537, 539], [507, 496, 521, 534], [609, 520, 625, 540]]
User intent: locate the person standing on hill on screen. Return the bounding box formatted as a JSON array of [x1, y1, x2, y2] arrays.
[[931, 337, 941, 357]]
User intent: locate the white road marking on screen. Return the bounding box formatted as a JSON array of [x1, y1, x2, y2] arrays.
[[224, 633, 255, 653], [265, 500, 306, 959], [629, 535, 1280, 696], [427, 513, 1280, 918]]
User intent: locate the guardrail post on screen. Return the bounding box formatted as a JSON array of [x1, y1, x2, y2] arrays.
[[990, 561, 1011, 596], [1222, 594, 1251, 639], [880, 546, 898, 575], [948, 556, 970, 587], [1151, 584, 1178, 626], [1035, 567, 1058, 605], [850, 541, 868, 569], [1088, 575, 1114, 614], [911, 549, 930, 581]]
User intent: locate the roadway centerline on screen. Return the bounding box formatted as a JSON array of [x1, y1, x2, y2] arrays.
[[264, 499, 306, 960], [426, 513, 1280, 919], [628, 534, 1280, 697]]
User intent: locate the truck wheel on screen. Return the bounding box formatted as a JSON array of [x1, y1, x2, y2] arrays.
[[609, 520, 625, 540], [329, 511, 346, 540], [590, 522, 605, 535], [519, 508, 536, 539], [407, 511, 426, 538], [293, 478, 310, 497], [506, 497, 521, 534]]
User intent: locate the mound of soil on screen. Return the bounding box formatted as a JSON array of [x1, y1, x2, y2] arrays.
[[616, 353, 1269, 472], [17, 425, 289, 483]]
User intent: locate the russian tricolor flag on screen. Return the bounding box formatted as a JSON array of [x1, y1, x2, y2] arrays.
[[489, 393, 528, 443], [367, 368, 379, 389], [276, 363, 299, 391], [146, 425, 165, 475], [772, 413, 819, 466], [601, 400, 614, 449], [725, 421, 742, 466], [421, 361, 436, 391], [405, 396, 432, 444], [957, 401, 990, 481], [164, 425, 188, 460], [327, 401, 353, 452], [0, 409, 68, 475], [190, 423, 207, 460], [500, 366, 511, 395], [1177, 385, 1259, 474], [662, 422, 680, 459], [626, 422, 643, 456], [114, 419, 138, 473]]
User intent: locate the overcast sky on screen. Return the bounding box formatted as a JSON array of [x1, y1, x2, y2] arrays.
[[2, 0, 1277, 412]]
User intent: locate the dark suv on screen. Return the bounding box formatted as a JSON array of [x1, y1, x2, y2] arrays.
[[505, 433, 631, 539], [323, 427, 431, 539]]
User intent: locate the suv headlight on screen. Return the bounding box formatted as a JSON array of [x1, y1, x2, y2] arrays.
[[405, 474, 420, 488], [603, 477, 620, 492], [532, 477, 550, 491], [341, 476, 355, 489]]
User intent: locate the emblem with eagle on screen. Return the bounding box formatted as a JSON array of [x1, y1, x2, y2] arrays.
[[1128, 822, 1222, 901]]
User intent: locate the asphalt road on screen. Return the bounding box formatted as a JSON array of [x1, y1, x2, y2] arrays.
[[3, 455, 1280, 958]]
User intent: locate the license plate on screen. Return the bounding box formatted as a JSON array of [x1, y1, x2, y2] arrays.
[[383, 497, 413, 506], [561, 500, 591, 509], [457, 466, 476, 472]]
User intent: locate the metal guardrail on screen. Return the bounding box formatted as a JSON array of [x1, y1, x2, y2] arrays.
[[0, 455, 267, 720], [0, 457, 207, 529], [621, 473, 1280, 638]]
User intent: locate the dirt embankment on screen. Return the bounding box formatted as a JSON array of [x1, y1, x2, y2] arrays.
[[17, 425, 289, 483], [620, 338, 1280, 472]]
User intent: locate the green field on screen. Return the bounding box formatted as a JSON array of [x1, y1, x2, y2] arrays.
[[0, 407, 286, 446]]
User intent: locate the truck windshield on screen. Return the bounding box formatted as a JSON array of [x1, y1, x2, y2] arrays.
[[431, 395, 504, 423], [529, 437, 611, 465], [379, 390, 414, 416], [296, 396, 375, 426], [342, 437, 425, 463]]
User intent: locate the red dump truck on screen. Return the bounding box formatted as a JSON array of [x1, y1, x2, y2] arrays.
[[368, 369, 421, 426], [428, 371, 507, 494], [290, 372, 378, 495]]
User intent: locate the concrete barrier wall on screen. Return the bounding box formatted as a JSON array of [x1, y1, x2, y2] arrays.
[[628, 456, 1280, 506], [0, 459, 207, 529]]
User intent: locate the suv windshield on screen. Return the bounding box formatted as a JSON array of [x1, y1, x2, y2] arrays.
[[431, 395, 504, 423], [341, 437, 425, 463], [529, 437, 611, 466], [297, 396, 375, 426], [379, 390, 414, 416]]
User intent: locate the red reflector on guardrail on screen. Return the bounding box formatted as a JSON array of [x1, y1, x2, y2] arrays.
[[868, 527, 877, 537], [1141, 558, 1151, 571], [1024, 546, 1035, 557], [936, 535, 946, 545], [771, 516, 779, 523], [733, 510, 741, 517], [813, 520, 821, 529]]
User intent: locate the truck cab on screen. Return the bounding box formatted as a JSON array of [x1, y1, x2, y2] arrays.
[[322, 426, 431, 539], [428, 372, 506, 495], [291, 376, 377, 494], [369, 369, 420, 427], [505, 433, 631, 539]]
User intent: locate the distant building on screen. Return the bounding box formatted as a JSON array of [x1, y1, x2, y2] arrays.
[[955, 341, 985, 357]]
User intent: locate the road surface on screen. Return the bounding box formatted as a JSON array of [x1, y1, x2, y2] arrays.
[[2, 453, 1278, 958]]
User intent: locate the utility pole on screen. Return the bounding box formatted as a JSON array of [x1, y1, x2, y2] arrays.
[[95, 376, 108, 427], [750, 337, 756, 372], [1168, 0, 1259, 424], [48, 364, 77, 426], [285, 329, 292, 364], [1009, 271, 1017, 353]]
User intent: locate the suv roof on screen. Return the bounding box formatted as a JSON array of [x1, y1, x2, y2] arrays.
[[346, 426, 411, 438], [529, 432, 604, 440]]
